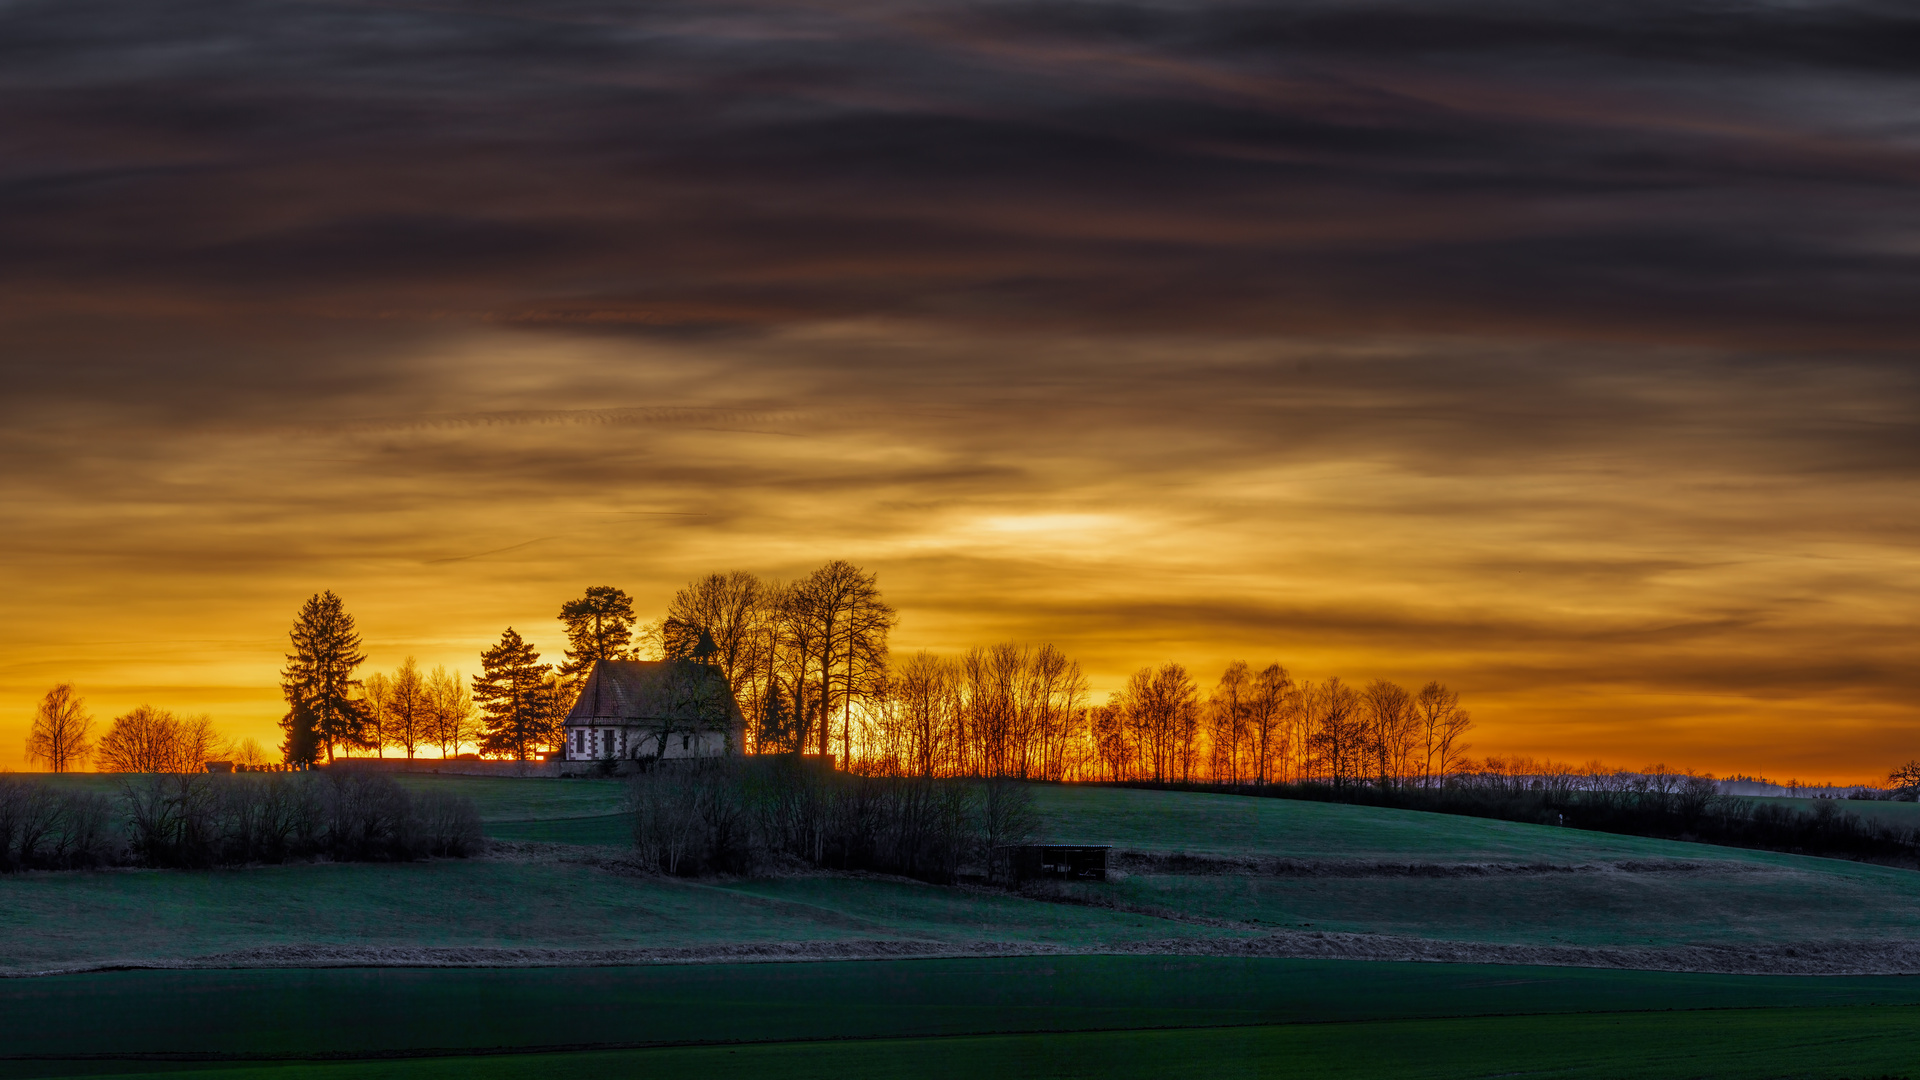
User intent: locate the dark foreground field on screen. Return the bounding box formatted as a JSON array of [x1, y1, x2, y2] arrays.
[[4, 957, 1920, 1080], [7, 778, 1920, 1077]]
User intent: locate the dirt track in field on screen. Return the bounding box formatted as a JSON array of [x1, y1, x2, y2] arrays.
[[1112, 851, 1775, 878], [13, 931, 1920, 980]]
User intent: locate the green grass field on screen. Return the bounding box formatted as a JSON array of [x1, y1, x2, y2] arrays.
[[0, 857, 1243, 974], [4, 958, 1920, 1079], [1749, 795, 1920, 829], [9, 779, 1920, 1077], [31, 1010, 1920, 1080], [8, 780, 1920, 971], [1030, 784, 1746, 863]]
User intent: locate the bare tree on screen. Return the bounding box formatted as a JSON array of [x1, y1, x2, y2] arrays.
[[25, 684, 93, 773], [1090, 697, 1133, 781], [1413, 681, 1464, 788], [665, 571, 767, 695], [1166, 666, 1202, 782], [1021, 644, 1087, 782], [233, 738, 270, 769], [1245, 663, 1295, 785], [98, 706, 179, 773], [361, 672, 391, 758], [97, 707, 220, 773], [1306, 678, 1365, 787], [790, 561, 895, 763], [1118, 663, 1197, 782], [1891, 760, 1920, 795], [889, 650, 959, 777], [630, 620, 667, 661], [765, 580, 820, 754], [890, 642, 1086, 780], [426, 665, 475, 758], [1434, 706, 1474, 781], [1362, 679, 1417, 787], [960, 644, 1018, 776], [387, 658, 429, 759], [179, 715, 222, 770], [1208, 663, 1251, 784]]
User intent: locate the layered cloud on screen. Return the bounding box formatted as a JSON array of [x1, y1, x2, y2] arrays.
[[3, 0, 1918, 777]]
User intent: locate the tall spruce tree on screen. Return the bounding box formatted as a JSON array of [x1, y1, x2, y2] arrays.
[[473, 628, 557, 760], [280, 590, 369, 765]]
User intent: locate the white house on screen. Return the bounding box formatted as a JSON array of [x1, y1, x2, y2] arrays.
[[561, 658, 746, 762]]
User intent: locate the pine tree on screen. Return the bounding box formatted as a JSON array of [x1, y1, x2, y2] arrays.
[[473, 628, 557, 761], [280, 590, 369, 765], [557, 586, 635, 677], [281, 700, 320, 768]]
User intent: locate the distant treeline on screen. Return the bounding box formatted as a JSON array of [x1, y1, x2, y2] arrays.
[[39, 564, 1913, 796], [0, 772, 481, 872], [261, 567, 1481, 784], [1120, 764, 1920, 867], [581, 567, 1477, 786], [626, 758, 1037, 884]]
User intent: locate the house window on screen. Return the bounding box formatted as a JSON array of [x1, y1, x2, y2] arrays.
[[574, 730, 584, 755], [682, 733, 690, 751]]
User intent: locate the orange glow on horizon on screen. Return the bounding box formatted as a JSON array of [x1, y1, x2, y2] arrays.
[[4, 328, 1915, 786]]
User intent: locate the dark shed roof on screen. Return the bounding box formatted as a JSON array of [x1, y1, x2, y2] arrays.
[[564, 659, 746, 728]]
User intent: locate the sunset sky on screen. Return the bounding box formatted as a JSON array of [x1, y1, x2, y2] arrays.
[[4, 0, 1918, 779]]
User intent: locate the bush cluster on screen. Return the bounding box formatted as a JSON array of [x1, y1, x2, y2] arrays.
[[0, 778, 118, 871], [1121, 773, 1920, 865], [626, 759, 1038, 881], [0, 772, 481, 871]]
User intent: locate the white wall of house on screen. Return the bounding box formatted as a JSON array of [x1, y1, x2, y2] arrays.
[[563, 725, 730, 760]]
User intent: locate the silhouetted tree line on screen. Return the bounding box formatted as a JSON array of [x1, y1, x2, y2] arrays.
[[260, 573, 1476, 778], [1087, 666, 1473, 787], [623, 758, 1037, 884], [23, 685, 285, 775], [280, 592, 485, 765], [653, 568, 1475, 785], [0, 772, 480, 872], [1122, 759, 1920, 866], [659, 564, 896, 763]]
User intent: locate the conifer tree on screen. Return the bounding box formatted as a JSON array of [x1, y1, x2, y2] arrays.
[[279, 590, 368, 765], [473, 628, 557, 760], [557, 586, 635, 677]]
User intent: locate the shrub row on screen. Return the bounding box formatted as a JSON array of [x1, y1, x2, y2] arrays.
[[626, 759, 1038, 881], [1116, 776, 1920, 865], [0, 772, 481, 871]]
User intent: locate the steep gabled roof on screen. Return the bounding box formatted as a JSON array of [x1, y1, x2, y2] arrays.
[[564, 659, 746, 727]]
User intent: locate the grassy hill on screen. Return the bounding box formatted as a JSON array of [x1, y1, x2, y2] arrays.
[[7, 777, 1920, 1078], [6, 778, 1920, 972]]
